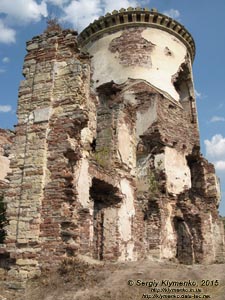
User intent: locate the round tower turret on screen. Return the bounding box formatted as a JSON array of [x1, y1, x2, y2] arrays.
[[78, 7, 195, 101]]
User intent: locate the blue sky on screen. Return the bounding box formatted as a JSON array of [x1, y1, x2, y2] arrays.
[[0, 0, 225, 215]]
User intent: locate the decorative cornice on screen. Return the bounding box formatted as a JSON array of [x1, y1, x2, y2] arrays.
[[78, 7, 195, 62]]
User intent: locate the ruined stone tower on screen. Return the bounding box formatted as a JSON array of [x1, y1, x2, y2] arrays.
[[2, 8, 224, 278]]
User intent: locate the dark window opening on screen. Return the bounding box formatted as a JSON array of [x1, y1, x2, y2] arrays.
[[128, 14, 132, 22], [186, 150, 204, 195], [173, 63, 191, 102], [90, 138, 97, 152], [119, 15, 124, 23], [90, 178, 121, 260], [153, 15, 158, 23], [144, 201, 161, 252], [112, 18, 116, 25], [172, 63, 196, 123], [145, 14, 149, 22], [173, 217, 194, 264]]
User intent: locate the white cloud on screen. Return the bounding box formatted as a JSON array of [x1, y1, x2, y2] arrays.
[[2, 57, 10, 63], [61, 0, 139, 31], [0, 0, 47, 43], [61, 0, 102, 30], [0, 105, 12, 113], [215, 161, 225, 171], [195, 89, 202, 99], [0, 20, 16, 44], [205, 134, 225, 160], [0, 0, 147, 35], [210, 116, 225, 123], [46, 0, 70, 6], [0, 0, 48, 24], [102, 0, 138, 14], [163, 9, 180, 20], [205, 135, 225, 173], [0, 0, 151, 41]]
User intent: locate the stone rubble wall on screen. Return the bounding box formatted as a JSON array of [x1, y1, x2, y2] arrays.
[[4, 28, 93, 278], [0, 129, 14, 187], [0, 129, 14, 264], [1, 21, 224, 280]]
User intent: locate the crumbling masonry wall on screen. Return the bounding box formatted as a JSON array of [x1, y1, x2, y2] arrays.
[[0, 129, 13, 193], [0, 129, 13, 265], [4, 27, 96, 277], [2, 8, 225, 279]]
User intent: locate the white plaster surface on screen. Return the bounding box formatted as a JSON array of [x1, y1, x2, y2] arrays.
[[201, 213, 216, 263], [214, 175, 221, 205], [81, 127, 93, 147], [85, 28, 187, 101], [119, 242, 136, 262], [75, 158, 91, 207], [212, 219, 225, 262], [154, 153, 165, 171], [136, 101, 157, 138], [103, 207, 118, 257], [118, 179, 135, 260], [123, 90, 136, 106], [32, 107, 52, 123], [117, 121, 136, 168], [164, 147, 191, 194], [0, 156, 10, 181], [161, 203, 176, 259]]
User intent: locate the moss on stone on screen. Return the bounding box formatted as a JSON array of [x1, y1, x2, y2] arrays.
[[93, 146, 110, 167], [147, 170, 159, 195]]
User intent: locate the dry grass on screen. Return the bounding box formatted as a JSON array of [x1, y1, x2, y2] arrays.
[[1, 258, 225, 300]]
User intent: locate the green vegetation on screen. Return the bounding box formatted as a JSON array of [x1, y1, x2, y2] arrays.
[[147, 170, 159, 195], [93, 146, 110, 167]]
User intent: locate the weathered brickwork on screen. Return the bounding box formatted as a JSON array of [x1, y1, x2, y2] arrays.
[[1, 8, 225, 279], [0, 129, 13, 264], [0, 129, 13, 192], [3, 26, 94, 278], [109, 28, 155, 67], [0, 129, 13, 207]]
